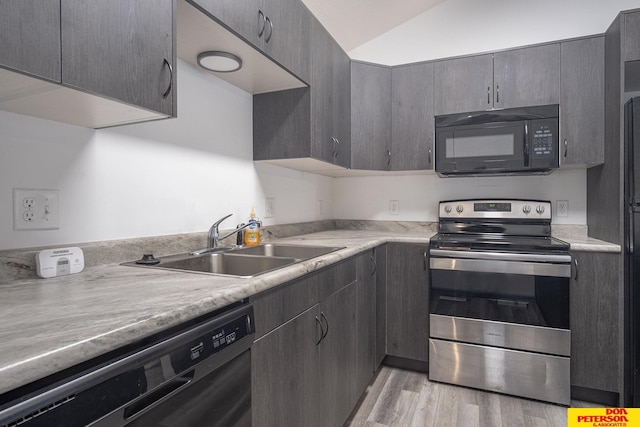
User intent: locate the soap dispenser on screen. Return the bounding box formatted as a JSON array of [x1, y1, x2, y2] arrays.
[[244, 207, 261, 246]]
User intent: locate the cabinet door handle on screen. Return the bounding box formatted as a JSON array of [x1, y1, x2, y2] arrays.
[[320, 312, 329, 340], [387, 149, 392, 167], [574, 258, 579, 281], [334, 138, 340, 158], [265, 17, 273, 43], [564, 139, 568, 158], [496, 84, 500, 104], [162, 58, 173, 99], [258, 10, 266, 38], [487, 86, 491, 104], [428, 146, 432, 164], [330, 137, 337, 157], [315, 316, 324, 345], [423, 251, 428, 271], [523, 124, 529, 167], [370, 250, 377, 277]]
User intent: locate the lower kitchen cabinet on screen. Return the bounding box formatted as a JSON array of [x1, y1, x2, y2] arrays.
[[355, 249, 377, 395], [252, 306, 320, 426], [375, 245, 387, 368], [251, 259, 361, 427], [570, 251, 620, 399], [318, 282, 359, 427], [386, 243, 430, 363]]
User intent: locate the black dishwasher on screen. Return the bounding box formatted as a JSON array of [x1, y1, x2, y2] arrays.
[[0, 303, 254, 427]]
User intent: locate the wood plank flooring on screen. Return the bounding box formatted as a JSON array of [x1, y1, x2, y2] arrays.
[[345, 366, 601, 427]]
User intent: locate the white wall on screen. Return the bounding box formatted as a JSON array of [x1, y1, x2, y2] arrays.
[[0, 60, 333, 250], [333, 170, 586, 223], [349, 0, 640, 65]]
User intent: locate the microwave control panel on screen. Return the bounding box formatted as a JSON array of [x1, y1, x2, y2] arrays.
[[530, 118, 559, 168]]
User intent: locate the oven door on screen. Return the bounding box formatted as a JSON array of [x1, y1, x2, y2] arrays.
[[429, 249, 571, 356], [435, 121, 528, 175]]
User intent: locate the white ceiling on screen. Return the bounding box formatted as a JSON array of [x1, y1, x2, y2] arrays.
[[301, 0, 445, 52]]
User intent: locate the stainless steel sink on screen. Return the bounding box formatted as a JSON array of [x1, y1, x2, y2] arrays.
[[123, 252, 298, 278], [231, 243, 343, 259], [123, 243, 343, 278]]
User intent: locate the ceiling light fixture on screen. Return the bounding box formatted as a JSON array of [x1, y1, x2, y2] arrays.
[[197, 51, 242, 73]]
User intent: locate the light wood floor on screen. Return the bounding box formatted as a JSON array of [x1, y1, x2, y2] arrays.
[[345, 366, 601, 427]]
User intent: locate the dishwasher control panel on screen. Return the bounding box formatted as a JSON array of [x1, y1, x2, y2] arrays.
[[171, 313, 252, 373]]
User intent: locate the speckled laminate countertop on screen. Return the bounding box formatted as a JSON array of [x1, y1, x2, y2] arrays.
[[0, 228, 620, 397]]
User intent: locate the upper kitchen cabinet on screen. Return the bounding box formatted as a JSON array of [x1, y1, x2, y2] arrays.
[[434, 54, 493, 115], [188, 0, 310, 83], [311, 17, 351, 168], [434, 43, 560, 115], [492, 43, 560, 109], [624, 10, 640, 62], [351, 62, 391, 171], [61, 0, 175, 117], [0, 0, 176, 128], [0, 0, 60, 83], [253, 17, 350, 172], [352, 61, 434, 172], [560, 36, 605, 166], [391, 62, 435, 170]]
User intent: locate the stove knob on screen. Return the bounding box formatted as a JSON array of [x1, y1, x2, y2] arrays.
[[522, 205, 531, 214], [444, 205, 452, 214], [456, 205, 464, 213], [536, 205, 545, 214]]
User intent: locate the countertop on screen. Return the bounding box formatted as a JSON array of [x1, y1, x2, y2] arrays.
[[0, 228, 620, 397]]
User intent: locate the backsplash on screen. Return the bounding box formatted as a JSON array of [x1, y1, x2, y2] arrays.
[[0, 220, 589, 282]]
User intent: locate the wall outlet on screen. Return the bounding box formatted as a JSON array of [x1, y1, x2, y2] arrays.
[[389, 200, 399, 215], [265, 197, 275, 218], [557, 200, 569, 218], [13, 188, 60, 230]]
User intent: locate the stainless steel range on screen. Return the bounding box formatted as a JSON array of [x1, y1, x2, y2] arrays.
[[428, 199, 571, 405]]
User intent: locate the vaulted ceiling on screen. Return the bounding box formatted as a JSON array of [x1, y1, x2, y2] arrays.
[[301, 0, 444, 52]]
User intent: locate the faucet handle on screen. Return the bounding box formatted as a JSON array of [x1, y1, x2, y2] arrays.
[[213, 213, 233, 228]]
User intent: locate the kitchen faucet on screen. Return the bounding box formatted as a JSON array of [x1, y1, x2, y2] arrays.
[[190, 214, 260, 255]]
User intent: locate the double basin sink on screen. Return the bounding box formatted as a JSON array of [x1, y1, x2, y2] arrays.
[[125, 243, 344, 278]]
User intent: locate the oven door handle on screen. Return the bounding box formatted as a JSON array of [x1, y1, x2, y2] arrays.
[[429, 249, 571, 264], [430, 257, 571, 278]]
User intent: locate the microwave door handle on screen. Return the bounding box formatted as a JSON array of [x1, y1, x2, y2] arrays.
[[524, 124, 529, 166]]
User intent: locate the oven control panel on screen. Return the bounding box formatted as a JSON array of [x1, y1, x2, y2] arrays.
[[439, 199, 551, 220]]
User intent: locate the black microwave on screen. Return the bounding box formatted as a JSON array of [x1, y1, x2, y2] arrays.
[[435, 105, 559, 176]]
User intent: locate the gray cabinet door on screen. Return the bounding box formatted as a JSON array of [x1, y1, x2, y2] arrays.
[[434, 54, 493, 115], [493, 43, 560, 109], [252, 306, 320, 427], [331, 38, 352, 168], [262, 0, 311, 83], [0, 0, 60, 83], [351, 62, 392, 170], [391, 62, 435, 170], [570, 251, 620, 393], [355, 250, 377, 395], [625, 11, 640, 62], [386, 243, 429, 362], [61, 0, 175, 116], [375, 245, 387, 368], [311, 17, 338, 165], [318, 282, 359, 427], [560, 36, 605, 166]]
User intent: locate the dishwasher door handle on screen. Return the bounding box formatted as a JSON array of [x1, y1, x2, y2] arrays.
[[123, 372, 194, 420]]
